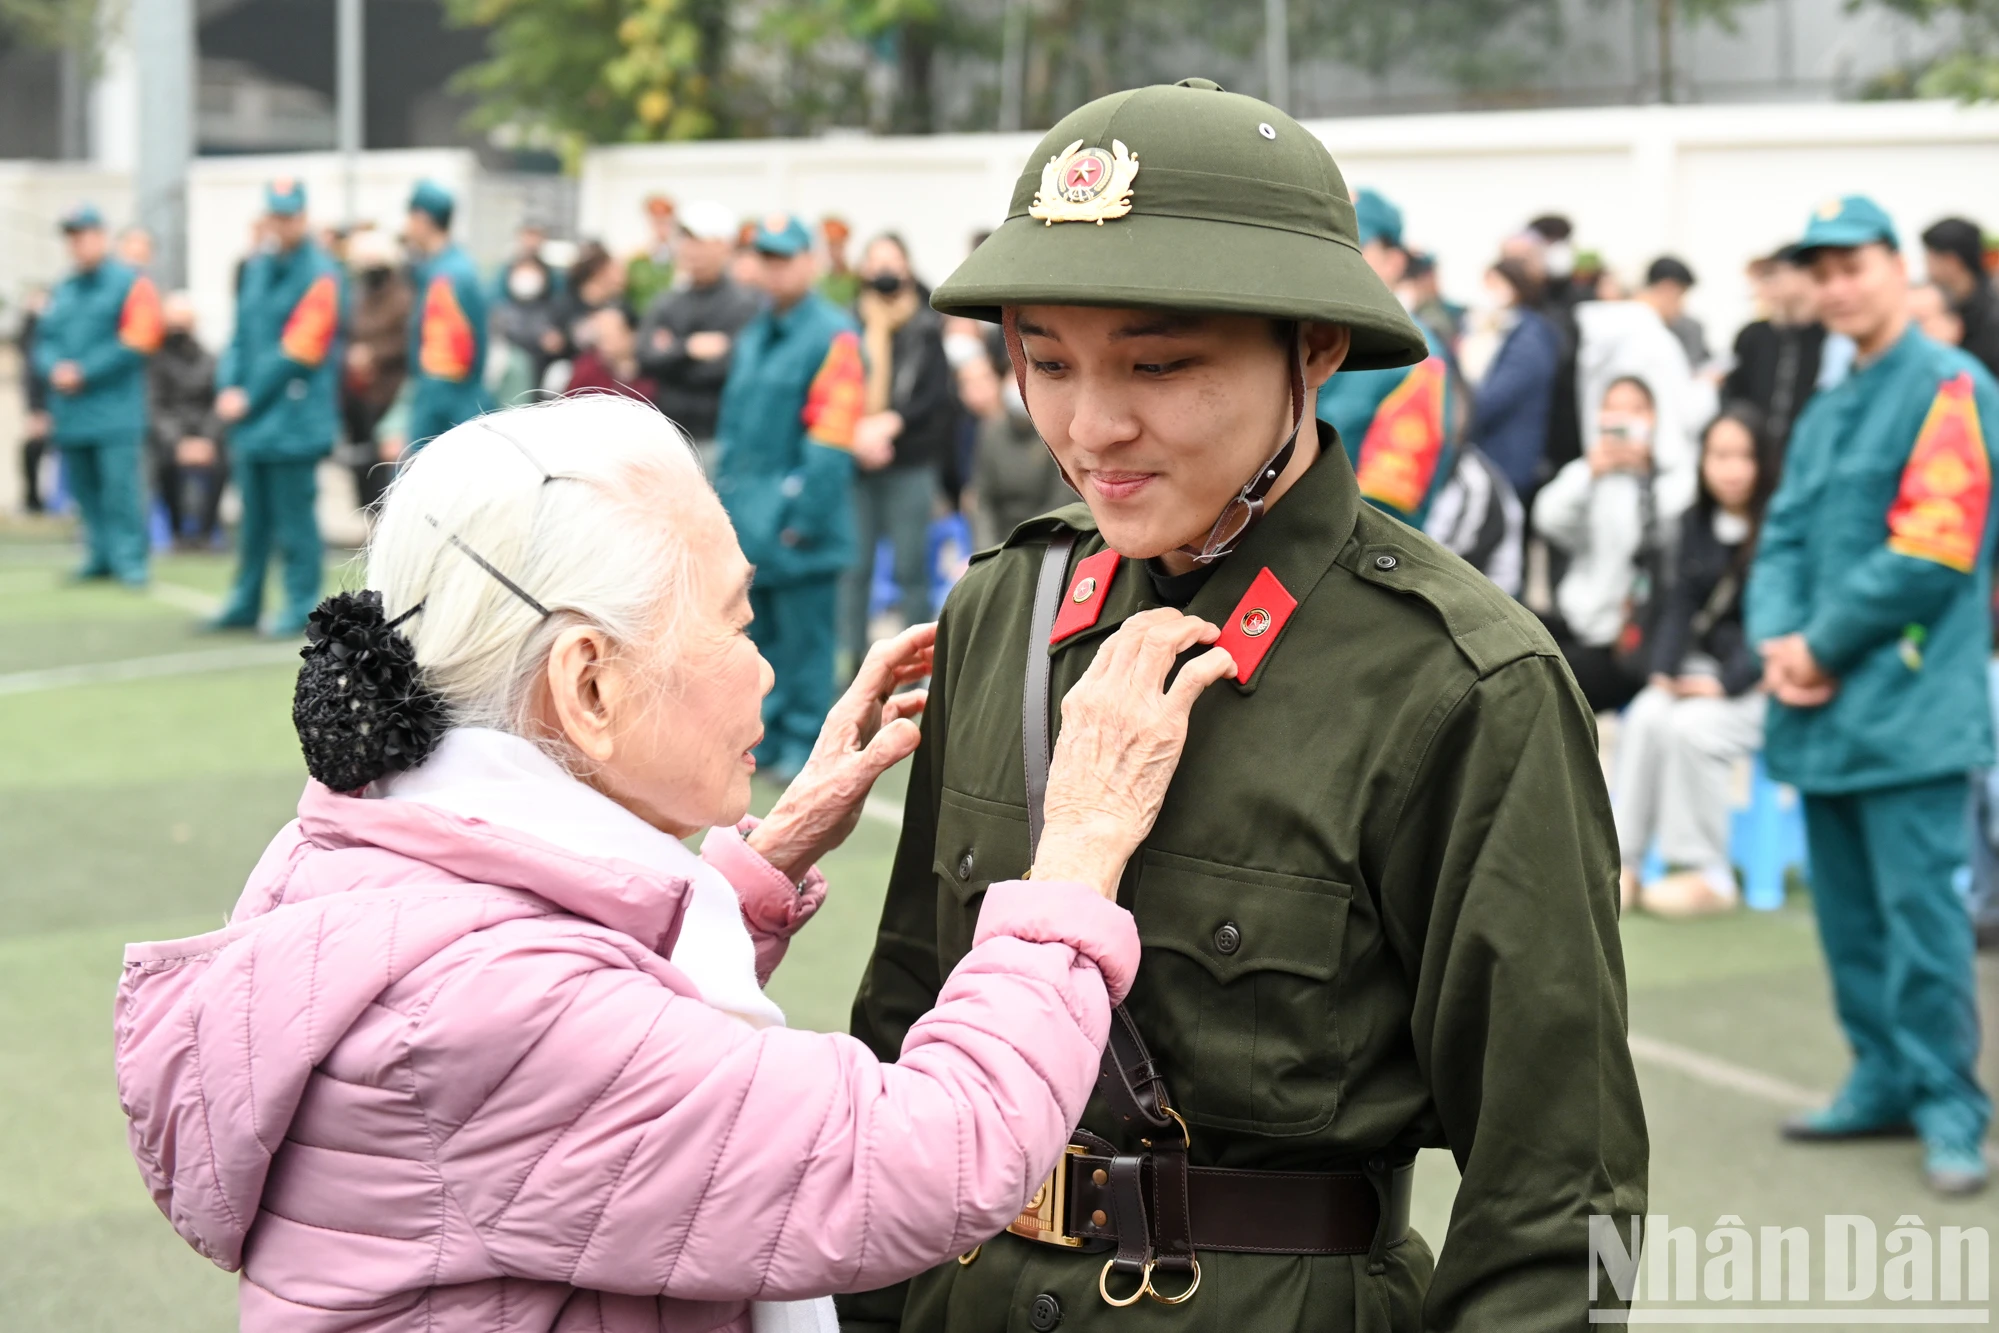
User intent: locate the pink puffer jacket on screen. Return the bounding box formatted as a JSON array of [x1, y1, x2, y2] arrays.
[[114, 780, 1138, 1331]]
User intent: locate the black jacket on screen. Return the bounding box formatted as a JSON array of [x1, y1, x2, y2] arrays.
[[868, 296, 959, 472], [1954, 279, 1999, 382], [1722, 320, 1825, 451], [1650, 506, 1760, 695], [148, 331, 219, 457], [636, 277, 763, 440]]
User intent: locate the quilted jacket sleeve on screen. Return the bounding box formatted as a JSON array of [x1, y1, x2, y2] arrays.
[[702, 820, 827, 985], [410, 880, 1137, 1302]]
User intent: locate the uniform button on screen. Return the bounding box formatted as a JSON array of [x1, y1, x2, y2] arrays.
[[1029, 1292, 1063, 1332], [1214, 921, 1242, 955], [1374, 553, 1399, 571], [957, 849, 976, 881]]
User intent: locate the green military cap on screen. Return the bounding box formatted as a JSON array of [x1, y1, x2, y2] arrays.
[[408, 179, 455, 229], [933, 78, 1427, 372], [1796, 194, 1899, 258], [265, 177, 307, 217]]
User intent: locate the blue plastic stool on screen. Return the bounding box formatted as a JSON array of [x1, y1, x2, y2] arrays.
[[928, 512, 972, 608], [149, 497, 175, 553], [1638, 754, 1806, 911], [1731, 755, 1806, 910], [868, 514, 975, 621]]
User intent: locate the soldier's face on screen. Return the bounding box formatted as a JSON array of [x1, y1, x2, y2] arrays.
[[1809, 243, 1906, 347], [1014, 306, 1345, 565]]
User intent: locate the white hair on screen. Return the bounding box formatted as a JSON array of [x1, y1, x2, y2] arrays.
[[366, 394, 713, 747]]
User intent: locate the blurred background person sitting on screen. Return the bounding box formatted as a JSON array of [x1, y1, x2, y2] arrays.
[[637, 199, 760, 469], [147, 291, 224, 550], [1461, 257, 1561, 501], [1920, 217, 1999, 377], [1613, 404, 1774, 916], [340, 227, 410, 513], [1534, 375, 1667, 713], [1723, 246, 1825, 459], [840, 233, 958, 672], [564, 305, 658, 404]]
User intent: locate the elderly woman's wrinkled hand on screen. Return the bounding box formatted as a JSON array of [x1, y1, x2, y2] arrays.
[[1033, 608, 1236, 899], [747, 622, 936, 883]]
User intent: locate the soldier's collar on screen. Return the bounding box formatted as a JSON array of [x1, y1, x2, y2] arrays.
[[1048, 423, 1361, 695]]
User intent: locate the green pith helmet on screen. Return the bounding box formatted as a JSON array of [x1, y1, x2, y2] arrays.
[[932, 78, 1427, 372]]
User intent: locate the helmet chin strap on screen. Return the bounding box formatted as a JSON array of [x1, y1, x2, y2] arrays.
[[1000, 307, 1309, 568]]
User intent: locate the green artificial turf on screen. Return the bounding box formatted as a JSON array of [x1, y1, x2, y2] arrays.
[[3, 533, 1994, 1331]]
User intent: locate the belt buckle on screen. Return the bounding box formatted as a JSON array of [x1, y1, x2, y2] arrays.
[[1005, 1144, 1089, 1247]]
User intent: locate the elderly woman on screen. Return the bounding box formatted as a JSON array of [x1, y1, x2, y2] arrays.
[[114, 394, 1235, 1331]]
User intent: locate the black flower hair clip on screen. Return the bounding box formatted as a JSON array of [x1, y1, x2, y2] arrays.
[[291, 591, 447, 792]]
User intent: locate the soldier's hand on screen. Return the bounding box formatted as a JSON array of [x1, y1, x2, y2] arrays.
[[749, 622, 936, 881], [50, 361, 82, 393], [215, 387, 249, 423], [1035, 608, 1236, 899]]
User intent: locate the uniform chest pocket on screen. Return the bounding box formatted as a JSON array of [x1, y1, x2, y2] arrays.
[[1124, 850, 1353, 1137], [929, 788, 1032, 970]]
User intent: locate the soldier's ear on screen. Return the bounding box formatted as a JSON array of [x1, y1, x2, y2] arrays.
[[1300, 321, 1350, 389]]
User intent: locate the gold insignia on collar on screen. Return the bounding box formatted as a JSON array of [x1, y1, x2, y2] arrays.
[[1030, 139, 1140, 226]]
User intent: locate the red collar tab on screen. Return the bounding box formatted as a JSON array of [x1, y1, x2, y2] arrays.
[[1050, 548, 1121, 645], [1215, 567, 1298, 682]]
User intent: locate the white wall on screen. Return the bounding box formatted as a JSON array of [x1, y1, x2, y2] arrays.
[[580, 100, 1999, 353], [0, 163, 134, 330]]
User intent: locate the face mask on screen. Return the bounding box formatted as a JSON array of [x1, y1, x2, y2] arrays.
[[1544, 241, 1575, 280], [866, 272, 905, 296], [508, 266, 547, 302]]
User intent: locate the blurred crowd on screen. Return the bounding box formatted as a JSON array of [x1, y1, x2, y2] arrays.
[[14, 179, 1999, 882]]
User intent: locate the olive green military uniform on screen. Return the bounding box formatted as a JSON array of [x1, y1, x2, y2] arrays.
[[842, 79, 1647, 1333]]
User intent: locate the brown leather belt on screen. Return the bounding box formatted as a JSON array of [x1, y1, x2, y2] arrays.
[[1007, 1140, 1414, 1257]]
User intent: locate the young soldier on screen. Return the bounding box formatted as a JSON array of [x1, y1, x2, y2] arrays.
[[210, 179, 343, 636], [34, 203, 162, 587], [1752, 196, 1998, 1196], [845, 79, 1647, 1331]]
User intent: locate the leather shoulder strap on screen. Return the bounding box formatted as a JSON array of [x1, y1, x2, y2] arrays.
[[1020, 532, 1185, 1144], [1023, 532, 1076, 856]]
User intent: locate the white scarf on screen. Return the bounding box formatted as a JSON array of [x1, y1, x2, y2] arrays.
[[378, 728, 836, 1333]]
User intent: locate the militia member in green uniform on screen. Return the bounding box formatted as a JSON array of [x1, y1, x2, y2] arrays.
[[33, 203, 162, 587], [392, 181, 491, 458], [211, 179, 344, 636], [1750, 196, 1997, 1195], [1316, 189, 1460, 529], [844, 80, 1647, 1332]]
